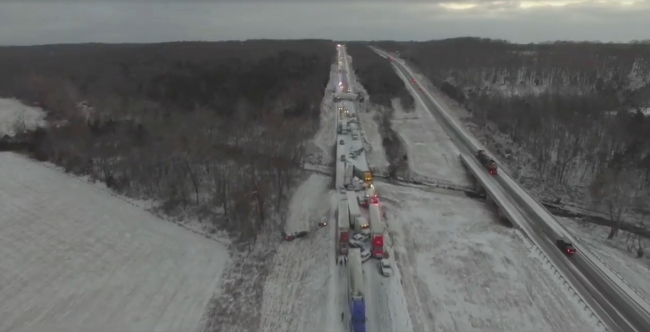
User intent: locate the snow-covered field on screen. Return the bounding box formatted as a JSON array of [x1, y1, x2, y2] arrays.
[[377, 183, 599, 332], [382, 69, 471, 187], [558, 217, 650, 301], [0, 152, 229, 332], [357, 108, 389, 171], [0, 98, 46, 136], [390, 94, 470, 187]]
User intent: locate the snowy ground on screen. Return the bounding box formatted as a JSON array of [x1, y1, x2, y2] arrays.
[[558, 217, 650, 301], [306, 64, 339, 167], [0, 152, 229, 332], [259, 174, 342, 332], [389, 91, 471, 187], [0, 98, 46, 136], [376, 182, 599, 332], [357, 108, 389, 172]]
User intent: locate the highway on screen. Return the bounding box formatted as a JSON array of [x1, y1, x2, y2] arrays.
[[374, 48, 650, 332]]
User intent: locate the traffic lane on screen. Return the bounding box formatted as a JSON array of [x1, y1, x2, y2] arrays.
[[390, 61, 632, 331], [500, 175, 650, 332], [522, 210, 629, 332]]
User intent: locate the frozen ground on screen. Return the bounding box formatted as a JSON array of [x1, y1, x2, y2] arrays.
[[357, 108, 389, 172], [558, 217, 650, 301], [306, 64, 338, 167], [0, 98, 46, 136], [389, 75, 471, 187], [0, 152, 229, 332], [259, 174, 343, 332], [376, 182, 599, 332]]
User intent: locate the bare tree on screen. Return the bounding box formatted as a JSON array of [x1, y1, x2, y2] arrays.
[[589, 169, 638, 239]]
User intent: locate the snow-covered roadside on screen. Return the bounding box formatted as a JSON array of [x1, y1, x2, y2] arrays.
[[376, 182, 600, 332], [0, 98, 46, 136], [259, 174, 341, 331], [306, 64, 339, 167], [558, 217, 650, 300]]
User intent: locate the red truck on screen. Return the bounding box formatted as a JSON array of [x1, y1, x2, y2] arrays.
[[476, 149, 498, 175]]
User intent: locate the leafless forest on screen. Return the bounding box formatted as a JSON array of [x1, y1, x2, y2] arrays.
[[0, 40, 335, 242], [375, 38, 650, 244]]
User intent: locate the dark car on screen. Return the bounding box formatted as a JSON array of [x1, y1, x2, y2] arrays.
[[557, 239, 577, 255], [295, 231, 308, 238], [282, 231, 295, 242]]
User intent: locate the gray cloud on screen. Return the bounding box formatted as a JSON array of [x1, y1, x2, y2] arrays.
[[0, 1, 648, 45]]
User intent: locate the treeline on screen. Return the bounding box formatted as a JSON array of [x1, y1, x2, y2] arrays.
[[375, 38, 650, 239], [0, 40, 335, 241], [345, 43, 414, 109], [376, 38, 650, 97]]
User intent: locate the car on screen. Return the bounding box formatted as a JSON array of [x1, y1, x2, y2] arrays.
[[557, 239, 576, 255], [340, 139, 344, 145], [352, 233, 367, 242], [294, 231, 308, 238], [340, 155, 345, 162], [360, 248, 372, 262], [378, 259, 392, 276], [349, 238, 364, 248], [389, 57, 393, 60], [411, 78, 416, 83], [318, 219, 328, 227], [349, 241, 362, 249]]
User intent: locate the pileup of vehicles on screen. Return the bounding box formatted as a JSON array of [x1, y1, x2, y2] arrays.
[[476, 149, 498, 175]]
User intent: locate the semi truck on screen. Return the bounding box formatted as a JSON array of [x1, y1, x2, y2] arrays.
[[352, 164, 373, 184], [348, 248, 367, 332], [369, 204, 384, 258], [344, 164, 354, 187], [355, 216, 370, 235], [338, 200, 350, 255], [476, 149, 498, 175], [346, 191, 361, 220]]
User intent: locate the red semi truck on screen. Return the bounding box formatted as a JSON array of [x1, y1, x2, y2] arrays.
[[369, 204, 384, 258], [476, 149, 498, 175]]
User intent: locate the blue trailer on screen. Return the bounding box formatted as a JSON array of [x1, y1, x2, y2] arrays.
[[348, 248, 367, 332]]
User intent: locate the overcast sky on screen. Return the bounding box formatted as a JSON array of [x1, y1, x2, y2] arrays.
[[0, 0, 648, 45]]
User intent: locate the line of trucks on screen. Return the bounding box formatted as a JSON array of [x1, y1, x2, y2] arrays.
[[338, 190, 383, 332], [337, 192, 384, 259]]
